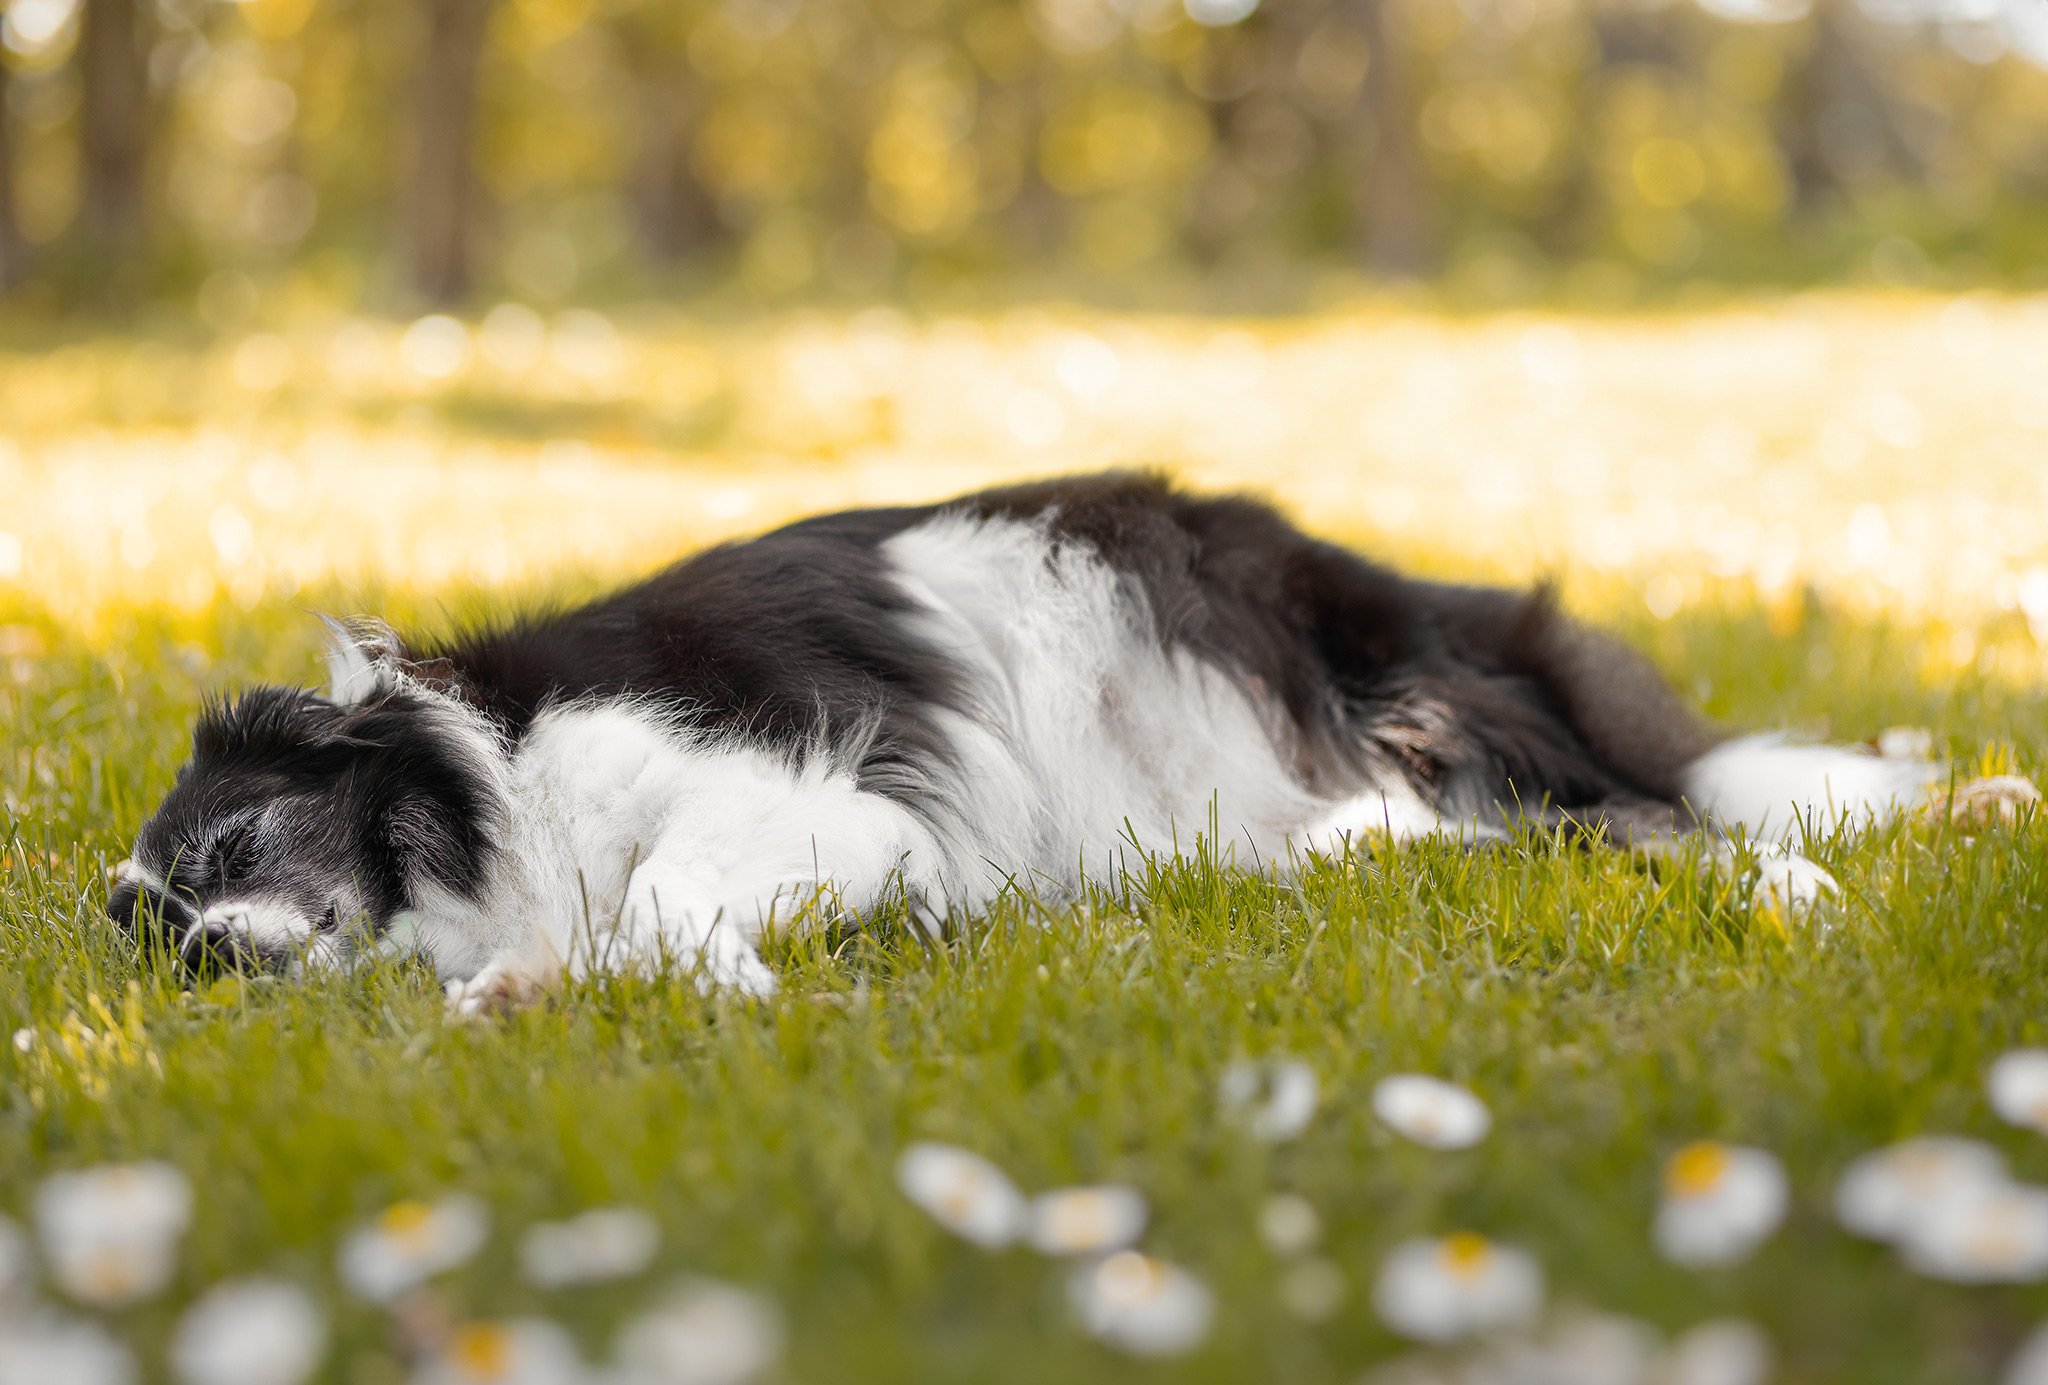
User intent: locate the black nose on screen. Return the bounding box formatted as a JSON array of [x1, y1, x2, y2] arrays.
[[108, 880, 201, 953]]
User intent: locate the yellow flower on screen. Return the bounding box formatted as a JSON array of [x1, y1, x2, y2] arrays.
[[1371, 1233, 1544, 1343], [410, 1320, 584, 1385], [1653, 1142, 1788, 1268], [1372, 1075, 1492, 1150], [169, 1279, 327, 1385], [895, 1142, 1029, 1248], [338, 1196, 489, 1302], [1067, 1251, 1214, 1357]]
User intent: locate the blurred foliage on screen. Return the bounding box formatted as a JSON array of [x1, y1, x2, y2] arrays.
[[1, 0, 2047, 314]]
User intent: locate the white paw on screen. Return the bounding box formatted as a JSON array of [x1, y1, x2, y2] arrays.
[[444, 957, 553, 1018], [688, 925, 778, 997], [1754, 847, 1838, 911], [618, 886, 779, 997]]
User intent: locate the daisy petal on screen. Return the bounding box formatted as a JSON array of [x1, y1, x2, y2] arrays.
[[1900, 1180, 2048, 1284], [614, 1279, 784, 1385], [519, 1208, 659, 1289], [1372, 1075, 1492, 1151], [1661, 1318, 1775, 1385], [1068, 1251, 1214, 1357], [1653, 1142, 1789, 1268], [895, 1143, 1029, 1249], [169, 1280, 327, 1385], [1371, 1233, 1544, 1344], [36, 1162, 194, 1307], [1835, 1136, 2008, 1242], [1991, 1050, 2048, 1135], [338, 1196, 490, 1303], [410, 1319, 584, 1385], [0, 1313, 134, 1385], [1028, 1186, 1148, 1257]]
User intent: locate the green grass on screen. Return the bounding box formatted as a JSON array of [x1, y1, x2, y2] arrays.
[[3, 583, 2046, 1385]]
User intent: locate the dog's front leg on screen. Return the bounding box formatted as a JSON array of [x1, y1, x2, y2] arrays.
[[600, 860, 784, 996], [446, 780, 941, 1014]]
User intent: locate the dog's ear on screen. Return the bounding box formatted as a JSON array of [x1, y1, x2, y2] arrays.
[[319, 615, 407, 705]]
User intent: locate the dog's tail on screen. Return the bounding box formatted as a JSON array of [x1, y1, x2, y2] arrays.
[[1679, 733, 1940, 841]]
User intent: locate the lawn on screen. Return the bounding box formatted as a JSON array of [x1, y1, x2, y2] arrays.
[[2, 294, 2046, 1384]]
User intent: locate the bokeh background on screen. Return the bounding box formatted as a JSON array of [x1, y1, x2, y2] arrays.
[[1, 0, 2046, 728], [0, 0, 2045, 312]]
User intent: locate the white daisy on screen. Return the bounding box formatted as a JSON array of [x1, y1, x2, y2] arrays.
[[1219, 1059, 1319, 1142], [35, 1161, 194, 1307], [410, 1319, 584, 1385], [1027, 1186, 1148, 1256], [1835, 1136, 2008, 1242], [2005, 1321, 2048, 1385], [1372, 1075, 1493, 1151], [1652, 1142, 1789, 1268], [1371, 1233, 1544, 1344], [1991, 1050, 2048, 1135], [894, 1143, 1029, 1249], [613, 1279, 785, 1385], [1067, 1250, 1214, 1357], [169, 1280, 327, 1385], [1257, 1194, 1322, 1258], [338, 1197, 490, 1302], [1485, 1312, 1661, 1385], [519, 1208, 659, 1289], [1899, 1179, 2048, 1283], [1660, 1318, 1775, 1385], [0, 1313, 134, 1385]]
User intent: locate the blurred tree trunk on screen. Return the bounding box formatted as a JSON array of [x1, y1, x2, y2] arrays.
[[1779, 0, 1919, 213], [1353, 0, 1433, 277], [628, 76, 720, 261], [0, 62, 25, 289], [411, 0, 497, 304], [77, 0, 149, 255]]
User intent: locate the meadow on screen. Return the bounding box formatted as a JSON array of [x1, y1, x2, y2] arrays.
[[2, 293, 2046, 1384]]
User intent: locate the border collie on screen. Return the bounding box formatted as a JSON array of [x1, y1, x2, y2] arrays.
[[107, 472, 2017, 1012]]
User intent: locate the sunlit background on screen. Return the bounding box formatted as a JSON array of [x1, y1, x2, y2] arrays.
[[0, 0, 2045, 654], [2, 0, 2047, 304]]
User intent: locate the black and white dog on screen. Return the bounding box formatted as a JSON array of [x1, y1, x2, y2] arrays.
[[110, 472, 1964, 1011]]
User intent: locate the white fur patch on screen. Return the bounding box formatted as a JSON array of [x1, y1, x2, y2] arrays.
[[882, 512, 1363, 891], [201, 898, 317, 950], [1682, 733, 1940, 841]]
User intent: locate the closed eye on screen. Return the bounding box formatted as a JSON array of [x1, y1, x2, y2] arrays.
[[205, 824, 263, 890]]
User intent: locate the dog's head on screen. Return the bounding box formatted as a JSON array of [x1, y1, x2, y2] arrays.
[[108, 622, 500, 971]]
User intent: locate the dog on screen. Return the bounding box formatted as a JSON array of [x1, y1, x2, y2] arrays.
[[107, 472, 2017, 1012]]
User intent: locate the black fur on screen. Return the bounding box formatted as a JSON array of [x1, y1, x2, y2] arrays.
[[113, 471, 1722, 961]]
